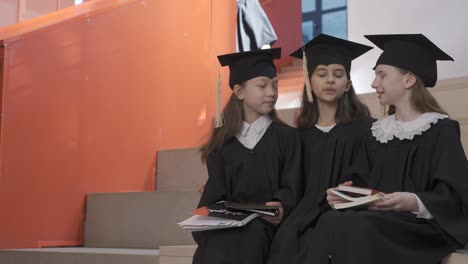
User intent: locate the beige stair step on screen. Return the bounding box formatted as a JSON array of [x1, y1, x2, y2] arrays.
[[279, 84, 304, 95], [277, 107, 300, 127], [278, 75, 304, 87], [157, 147, 207, 191], [443, 250, 468, 264], [277, 70, 303, 79], [276, 92, 302, 113], [292, 59, 303, 66], [0, 247, 160, 264], [85, 191, 199, 249], [159, 245, 197, 264]]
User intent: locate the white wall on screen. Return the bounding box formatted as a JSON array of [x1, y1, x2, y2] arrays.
[[0, 0, 19, 28], [0, 0, 79, 29], [347, 0, 468, 94]]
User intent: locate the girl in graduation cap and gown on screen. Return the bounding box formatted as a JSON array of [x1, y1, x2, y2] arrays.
[[192, 48, 302, 264], [302, 34, 468, 264], [267, 34, 374, 264]]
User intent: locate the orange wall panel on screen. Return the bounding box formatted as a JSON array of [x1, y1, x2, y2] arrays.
[[0, 0, 236, 248]]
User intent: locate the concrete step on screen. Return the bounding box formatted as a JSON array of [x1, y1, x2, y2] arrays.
[[276, 92, 302, 112], [277, 105, 301, 127], [157, 147, 207, 191], [0, 247, 160, 264], [277, 69, 303, 79], [278, 75, 303, 88], [276, 62, 306, 111], [279, 83, 304, 95], [1, 245, 466, 264], [292, 59, 303, 66], [279, 85, 303, 96], [276, 63, 304, 108], [159, 245, 197, 264], [159, 246, 468, 264], [85, 190, 199, 249], [443, 250, 468, 264]]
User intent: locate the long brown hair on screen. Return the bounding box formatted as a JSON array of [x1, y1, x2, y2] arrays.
[[296, 82, 371, 129], [387, 69, 447, 115], [200, 91, 284, 163]]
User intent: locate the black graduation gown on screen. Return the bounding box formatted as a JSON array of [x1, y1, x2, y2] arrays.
[[192, 121, 302, 264], [297, 118, 468, 264], [267, 118, 374, 264], [237, 0, 277, 52]]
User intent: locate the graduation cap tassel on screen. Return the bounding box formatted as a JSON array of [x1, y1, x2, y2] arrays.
[[214, 70, 224, 128], [302, 48, 313, 103]]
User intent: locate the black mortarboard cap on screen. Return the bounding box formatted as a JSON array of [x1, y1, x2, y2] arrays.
[[217, 48, 281, 89], [290, 34, 373, 77], [364, 34, 454, 87]]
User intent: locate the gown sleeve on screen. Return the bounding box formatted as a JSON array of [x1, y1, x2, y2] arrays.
[[417, 120, 468, 247], [340, 134, 373, 186], [197, 152, 227, 208], [272, 129, 303, 218], [192, 152, 226, 242], [339, 119, 376, 186], [300, 129, 323, 197]]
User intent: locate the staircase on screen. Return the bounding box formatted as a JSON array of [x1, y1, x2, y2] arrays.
[[276, 59, 304, 110], [0, 148, 205, 264]]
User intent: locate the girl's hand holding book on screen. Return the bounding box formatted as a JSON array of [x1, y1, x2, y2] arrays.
[[326, 181, 353, 206], [261, 201, 283, 225], [369, 192, 419, 212]]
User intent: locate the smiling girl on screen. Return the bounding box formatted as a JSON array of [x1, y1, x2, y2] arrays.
[[193, 48, 302, 264], [322, 34, 468, 264]]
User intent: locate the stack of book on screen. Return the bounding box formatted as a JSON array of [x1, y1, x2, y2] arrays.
[[178, 202, 279, 231]]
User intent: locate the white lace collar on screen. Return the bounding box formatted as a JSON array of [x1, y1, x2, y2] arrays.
[[371, 112, 448, 143]]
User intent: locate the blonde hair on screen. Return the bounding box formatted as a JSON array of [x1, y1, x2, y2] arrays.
[[387, 69, 447, 115]]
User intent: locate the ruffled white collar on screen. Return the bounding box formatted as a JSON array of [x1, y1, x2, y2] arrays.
[[371, 112, 448, 143]]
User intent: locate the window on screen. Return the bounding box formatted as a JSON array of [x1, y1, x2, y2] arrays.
[[301, 0, 347, 43]]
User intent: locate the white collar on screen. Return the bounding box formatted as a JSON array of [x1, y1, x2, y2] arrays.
[[238, 115, 272, 137], [315, 123, 336, 133], [371, 112, 448, 143]]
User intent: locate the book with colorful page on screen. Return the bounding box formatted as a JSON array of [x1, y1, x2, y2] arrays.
[[178, 202, 279, 231], [331, 185, 391, 210]]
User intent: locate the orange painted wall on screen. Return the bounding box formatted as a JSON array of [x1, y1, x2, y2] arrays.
[[0, 0, 236, 248], [262, 0, 302, 68]]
